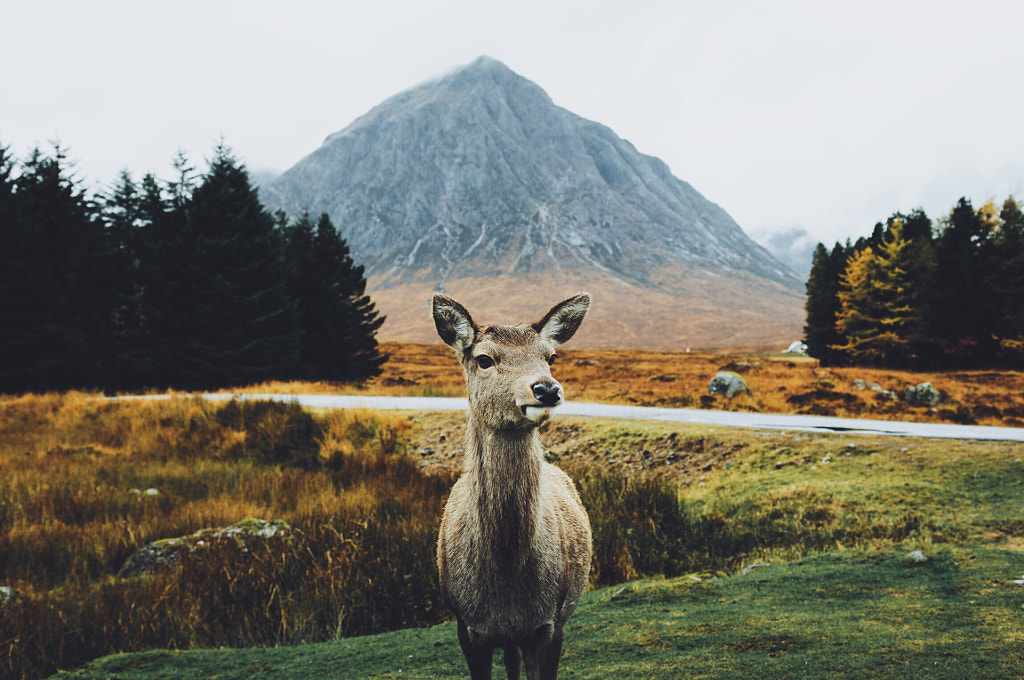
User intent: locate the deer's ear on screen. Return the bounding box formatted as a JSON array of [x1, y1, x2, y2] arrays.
[[432, 294, 478, 353], [533, 293, 590, 347]]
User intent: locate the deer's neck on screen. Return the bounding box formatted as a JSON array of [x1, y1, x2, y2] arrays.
[[465, 415, 542, 560]]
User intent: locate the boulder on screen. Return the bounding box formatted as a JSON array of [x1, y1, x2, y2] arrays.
[[119, 518, 293, 577], [904, 382, 941, 407], [708, 371, 750, 399], [784, 341, 808, 355], [852, 379, 882, 392]]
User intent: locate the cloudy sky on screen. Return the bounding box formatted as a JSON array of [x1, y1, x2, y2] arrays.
[[3, 0, 1022, 252]]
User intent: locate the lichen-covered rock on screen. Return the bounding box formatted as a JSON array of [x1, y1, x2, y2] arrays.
[[904, 382, 941, 406], [708, 371, 750, 399], [118, 519, 294, 578]]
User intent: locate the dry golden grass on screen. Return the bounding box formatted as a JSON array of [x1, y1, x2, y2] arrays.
[[0, 393, 452, 679], [236, 342, 1024, 428], [4, 379, 1022, 678]]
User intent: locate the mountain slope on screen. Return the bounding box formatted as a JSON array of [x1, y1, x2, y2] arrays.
[[263, 57, 804, 349]]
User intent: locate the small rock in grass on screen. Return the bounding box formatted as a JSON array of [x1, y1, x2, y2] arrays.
[[708, 371, 750, 399], [741, 563, 771, 574], [905, 550, 928, 562]]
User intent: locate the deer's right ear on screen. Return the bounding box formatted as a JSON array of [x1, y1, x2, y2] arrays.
[[432, 294, 478, 353]]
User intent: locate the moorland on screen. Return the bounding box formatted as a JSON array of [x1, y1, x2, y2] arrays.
[[2, 343, 1023, 679], [249, 341, 1024, 428]]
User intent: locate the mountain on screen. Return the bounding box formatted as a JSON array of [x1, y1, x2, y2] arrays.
[[262, 57, 805, 350]]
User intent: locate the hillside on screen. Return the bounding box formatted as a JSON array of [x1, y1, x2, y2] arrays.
[[262, 57, 805, 350]]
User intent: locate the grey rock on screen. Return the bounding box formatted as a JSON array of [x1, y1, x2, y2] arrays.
[[784, 341, 808, 355], [904, 382, 941, 407], [905, 550, 928, 563], [852, 379, 882, 392], [262, 57, 801, 295], [741, 562, 771, 574], [119, 519, 294, 578], [708, 371, 750, 398]]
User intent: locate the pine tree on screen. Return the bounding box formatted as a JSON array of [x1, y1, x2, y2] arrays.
[[832, 247, 878, 362], [0, 145, 108, 392], [932, 198, 993, 364], [832, 221, 922, 366], [160, 145, 300, 389], [887, 209, 936, 364], [0, 143, 25, 391], [992, 197, 1024, 362], [870, 219, 924, 365], [804, 242, 843, 364], [135, 168, 196, 388], [100, 170, 147, 389], [285, 212, 386, 381]]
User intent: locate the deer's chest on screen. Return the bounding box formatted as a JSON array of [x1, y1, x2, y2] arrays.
[[439, 480, 567, 640]]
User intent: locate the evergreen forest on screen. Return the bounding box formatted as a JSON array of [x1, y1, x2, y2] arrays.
[[0, 142, 387, 394], [805, 196, 1024, 368]]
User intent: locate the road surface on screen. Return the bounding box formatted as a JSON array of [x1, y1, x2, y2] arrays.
[[147, 393, 1024, 443]]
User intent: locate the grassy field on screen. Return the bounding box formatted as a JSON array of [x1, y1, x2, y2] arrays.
[[2, 345, 1024, 679], [50, 549, 1024, 679], [242, 341, 1024, 428]]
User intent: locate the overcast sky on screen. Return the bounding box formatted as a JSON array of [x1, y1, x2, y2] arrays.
[[3, 0, 1022, 249]]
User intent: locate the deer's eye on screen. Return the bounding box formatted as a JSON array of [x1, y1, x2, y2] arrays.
[[547, 353, 557, 366], [475, 355, 495, 369]]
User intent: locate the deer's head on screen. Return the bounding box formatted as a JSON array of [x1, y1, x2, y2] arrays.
[[432, 293, 590, 430]]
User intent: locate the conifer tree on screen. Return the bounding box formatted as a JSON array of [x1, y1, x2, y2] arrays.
[[992, 197, 1024, 361], [160, 145, 300, 389], [832, 247, 878, 362], [285, 212, 386, 381], [0, 144, 24, 391], [0, 145, 108, 391], [100, 170, 147, 389], [804, 242, 843, 364], [832, 221, 922, 366], [932, 198, 993, 363]]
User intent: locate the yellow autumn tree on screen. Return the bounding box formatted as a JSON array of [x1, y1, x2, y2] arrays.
[[833, 220, 922, 365]]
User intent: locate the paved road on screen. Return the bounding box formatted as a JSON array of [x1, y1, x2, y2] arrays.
[[174, 393, 1024, 443]]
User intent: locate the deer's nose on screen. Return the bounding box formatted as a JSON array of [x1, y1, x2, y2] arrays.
[[532, 381, 562, 406]]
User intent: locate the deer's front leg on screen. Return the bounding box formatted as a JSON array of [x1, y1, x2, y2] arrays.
[[457, 618, 494, 680], [520, 622, 563, 680]]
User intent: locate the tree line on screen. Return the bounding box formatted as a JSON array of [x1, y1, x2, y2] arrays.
[[805, 196, 1024, 368], [0, 142, 386, 394]]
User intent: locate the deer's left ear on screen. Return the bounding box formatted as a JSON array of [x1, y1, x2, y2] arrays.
[[533, 293, 590, 347]]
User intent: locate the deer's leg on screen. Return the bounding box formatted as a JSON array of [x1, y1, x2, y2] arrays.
[[502, 645, 521, 679], [521, 623, 563, 680], [457, 619, 494, 680]]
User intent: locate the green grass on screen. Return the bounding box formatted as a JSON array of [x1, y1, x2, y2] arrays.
[[52, 548, 1024, 679], [5, 395, 1024, 679]]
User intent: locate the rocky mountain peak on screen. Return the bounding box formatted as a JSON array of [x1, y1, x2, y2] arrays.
[[262, 57, 805, 349]]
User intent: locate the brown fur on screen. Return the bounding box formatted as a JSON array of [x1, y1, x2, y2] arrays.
[[433, 293, 593, 680]]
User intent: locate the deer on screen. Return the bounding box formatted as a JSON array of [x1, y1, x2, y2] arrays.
[[433, 292, 593, 680]]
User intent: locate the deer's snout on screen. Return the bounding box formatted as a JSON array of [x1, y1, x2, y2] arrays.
[[532, 381, 562, 406]]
